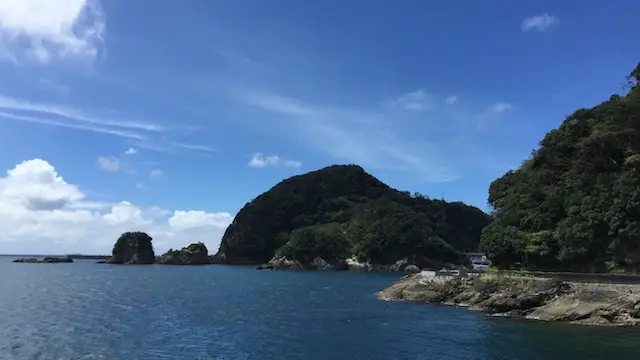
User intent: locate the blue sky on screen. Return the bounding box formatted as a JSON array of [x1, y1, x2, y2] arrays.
[[0, 0, 638, 254]]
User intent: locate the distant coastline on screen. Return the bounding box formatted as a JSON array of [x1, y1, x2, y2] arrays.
[[1, 254, 109, 260]]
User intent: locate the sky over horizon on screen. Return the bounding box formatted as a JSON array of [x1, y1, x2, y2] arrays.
[[0, 0, 638, 255]]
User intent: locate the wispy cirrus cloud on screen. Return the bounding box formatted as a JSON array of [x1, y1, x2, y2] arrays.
[[0, 95, 162, 131], [238, 90, 462, 182], [170, 142, 216, 152], [391, 89, 431, 110], [243, 92, 316, 116], [0, 110, 145, 139], [0, 95, 219, 155]]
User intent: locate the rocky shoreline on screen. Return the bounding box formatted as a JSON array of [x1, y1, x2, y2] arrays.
[[379, 272, 640, 326], [256, 255, 424, 273]]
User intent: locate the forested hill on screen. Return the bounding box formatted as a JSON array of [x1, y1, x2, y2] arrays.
[[214, 165, 490, 267], [481, 62, 640, 273]]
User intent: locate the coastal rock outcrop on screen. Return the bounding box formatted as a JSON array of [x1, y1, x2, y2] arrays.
[[380, 272, 640, 326], [257, 255, 349, 271], [13, 257, 73, 263], [157, 243, 211, 265], [256, 255, 434, 272], [104, 231, 155, 264]]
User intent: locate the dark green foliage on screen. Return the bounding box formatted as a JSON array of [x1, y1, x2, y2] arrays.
[[107, 231, 155, 264], [278, 223, 349, 263], [158, 242, 210, 265], [216, 164, 489, 265], [346, 198, 460, 265], [481, 62, 640, 272]]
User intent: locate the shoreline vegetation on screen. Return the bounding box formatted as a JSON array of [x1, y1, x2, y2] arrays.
[[212, 164, 490, 271], [11, 62, 640, 326]]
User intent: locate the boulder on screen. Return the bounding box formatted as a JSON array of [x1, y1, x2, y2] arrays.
[[157, 243, 211, 265], [104, 231, 155, 264], [404, 264, 420, 273]]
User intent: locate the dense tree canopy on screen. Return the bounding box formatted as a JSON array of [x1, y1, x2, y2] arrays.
[[481, 62, 640, 273], [214, 165, 489, 266], [106, 231, 155, 264]]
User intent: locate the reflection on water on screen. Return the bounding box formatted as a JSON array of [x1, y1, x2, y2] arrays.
[[0, 256, 638, 360]]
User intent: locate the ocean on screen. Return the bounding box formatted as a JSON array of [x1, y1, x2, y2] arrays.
[[1, 255, 639, 360]]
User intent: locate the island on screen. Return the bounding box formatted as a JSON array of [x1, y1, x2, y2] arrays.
[[104, 231, 156, 264], [13, 257, 73, 263], [100, 231, 213, 265], [157, 243, 211, 265], [381, 62, 640, 326], [212, 164, 490, 271]]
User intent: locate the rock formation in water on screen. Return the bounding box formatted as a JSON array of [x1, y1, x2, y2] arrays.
[[104, 231, 155, 264], [380, 272, 640, 326], [13, 257, 73, 263], [214, 164, 490, 271], [157, 242, 211, 265]]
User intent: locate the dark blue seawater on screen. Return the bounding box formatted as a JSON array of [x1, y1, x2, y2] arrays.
[[1, 256, 639, 360]]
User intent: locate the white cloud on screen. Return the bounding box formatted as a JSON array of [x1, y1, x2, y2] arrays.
[[0, 159, 233, 254], [124, 148, 138, 155], [248, 153, 301, 168], [0, 110, 145, 139], [149, 169, 164, 180], [393, 89, 430, 110], [0, 95, 162, 132], [170, 142, 216, 152], [169, 210, 233, 230], [249, 153, 279, 167], [244, 92, 315, 116], [0, 0, 105, 64], [445, 95, 458, 105], [489, 102, 513, 113], [96, 156, 121, 172], [240, 91, 458, 182], [521, 13, 559, 32], [284, 160, 302, 168]]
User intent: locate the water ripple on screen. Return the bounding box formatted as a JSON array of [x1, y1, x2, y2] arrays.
[[1, 256, 640, 360]]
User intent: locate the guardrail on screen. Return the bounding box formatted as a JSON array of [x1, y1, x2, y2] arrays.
[[496, 270, 640, 285]]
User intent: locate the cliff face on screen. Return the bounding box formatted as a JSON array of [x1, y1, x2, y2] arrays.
[[215, 164, 490, 269], [105, 232, 155, 264], [380, 273, 640, 326], [157, 243, 210, 265]]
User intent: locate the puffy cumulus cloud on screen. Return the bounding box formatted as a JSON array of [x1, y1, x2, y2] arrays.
[[0, 159, 233, 255], [521, 13, 559, 33], [248, 152, 301, 168], [0, 0, 105, 64]]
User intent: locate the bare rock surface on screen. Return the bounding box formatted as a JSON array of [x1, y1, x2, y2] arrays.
[[379, 272, 640, 326]]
